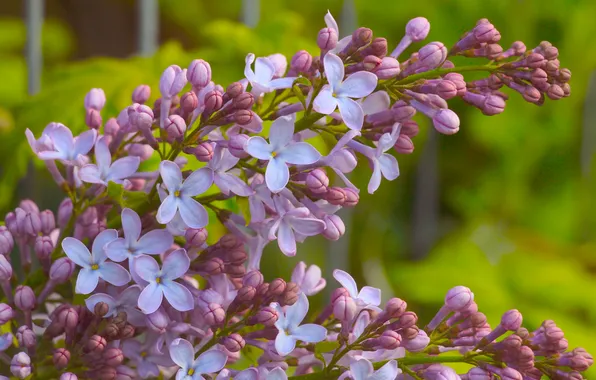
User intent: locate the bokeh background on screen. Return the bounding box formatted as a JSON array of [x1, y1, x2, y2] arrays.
[[1, 0, 596, 375]]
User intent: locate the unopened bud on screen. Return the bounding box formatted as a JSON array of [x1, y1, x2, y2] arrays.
[[243, 270, 264, 287], [351, 27, 373, 49], [0, 226, 14, 256], [121, 324, 135, 339], [103, 347, 124, 366], [0, 303, 15, 324], [15, 285, 35, 311], [501, 309, 523, 331], [185, 228, 208, 247], [323, 214, 345, 241], [229, 134, 250, 158], [203, 303, 226, 325], [326, 187, 347, 205], [225, 82, 244, 100], [306, 169, 329, 194], [53, 348, 70, 369], [343, 188, 359, 207], [164, 115, 187, 141], [373, 57, 401, 79], [187, 59, 212, 89], [222, 333, 245, 352], [203, 90, 224, 114], [0, 255, 12, 280], [10, 352, 31, 379], [16, 326, 36, 348], [180, 91, 199, 113], [94, 301, 110, 317], [84, 88, 106, 111], [318, 28, 338, 51], [60, 373, 78, 380], [160, 65, 187, 99], [445, 286, 474, 311], [132, 84, 151, 104], [290, 50, 313, 73], [58, 307, 79, 329], [253, 306, 278, 326], [233, 92, 255, 110], [104, 323, 120, 339], [406, 17, 430, 42], [268, 278, 286, 297], [34, 235, 53, 260], [235, 109, 253, 125], [432, 109, 460, 135], [333, 295, 357, 321], [39, 210, 55, 234]]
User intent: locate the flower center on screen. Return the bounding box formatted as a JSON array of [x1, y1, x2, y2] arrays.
[[140, 351, 147, 357], [271, 151, 278, 158], [155, 276, 162, 284], [90, 264, 99, 270], [174, 190, 181, 197], [187, 368, 195, 376]]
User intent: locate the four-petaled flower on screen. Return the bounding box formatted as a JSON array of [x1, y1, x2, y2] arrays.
[[134, 248, 194, 314], [169, 338, 227, 380], [245, 114, 322, 193], [313, 53, 378, 131], [85, 285, 146, 326], [79, 138, 140, 185], [200, 146, 254, 197], [62, 230, 131, 294], [244, 54, 297, 96], [123, 338, 173, 379], [333, 269, 381, 311], [36, 124, 97, 164], [157, 160, 212, 229], [346, 358, 399, 380], [291, 261, 326, 296], [271, 292, 327, 356], [268, 196, 326, 257]]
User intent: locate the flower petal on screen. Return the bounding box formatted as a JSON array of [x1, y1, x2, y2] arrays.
[[339, 72, 378, 99], [324, 10, 339, 33], [265, 158, 290, 194], [336, 97, 364, 131], [169, 338, 195, 369], [369, 360, 399, 380], [269, 114, 296, 151], [269, 77, 297, 90], [157, 195, 179, 225], [277, 220, 296, 256], [38, 150, 67, 160], [361, 91, 390, 115], [85, 293, 117, 317], [107, 156, 140, 182], [291, 323, 327, 343], [182, 168, 213, 197], [73, 129, 97, 157], [91, 229, 118, 263], [368, 159, 382, 194], [246, 136, 273, 160], [76, 268, 100, 294], [193, 349, 228, 374], [99, 262, 131, 286], [94, 137, 112, 169], [274, 332, 296, 356], [178, 196, 209, 229], [323, 53, 345, 90], [162, 249, 190, 280], [277, 142, 321, 165], [291, 262, 306, 284], [353, 312, 370, 339], [79, 164, 104, 184], [267, 367, 288, 380], [119, 284, 142, 305], [358, 286, 381, 306], [255, 57, 275, 83], [133, 255, 160, 282], [162, 280, 194, 312], [313, 87, 337, 115], [302, 265, 323, 292], [122, 208, 142, 244], [138, 282, 164, 314], [160, 160, 183, 192], [214, 173, 253, 197], [105, 238, 130, 262], [244, 53, 257, 83], [136, 229, 174, 255], [350, 358, 374, 380], [286, 292, 309, 328], [288, 216, 325, 236], [48, 125, 74, 154], [332, 269, 359, 298], [235, 368, 258, 380], [61, 237, 91, 267], [378, 153, 400, 181]]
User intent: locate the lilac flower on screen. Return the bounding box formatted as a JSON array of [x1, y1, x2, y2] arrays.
[[36, 124, 97, 164], [79, 138, 140, 185], [247, 175, 275, 223], [202, 146, 253, 196], [62, 230, 131, 294], [324, 11, 351, 53], [85, 285, 145, 326], [245, 114, 321, 193], [105, 208, 173, 262], [271, 292, 326, 356], [268, 196, 326, 256], [333, 269, 381, 311], [313, 53, 378, 131], [0, 332, 12, 351], [169, 338, 227, 380], [123, 338, 173, 379], [347, 358, 399, 380], [348, 124, 400, 194], [25, 123, 66, 156], [291, 262, 326, 296], [157, 160, 211, 229], [244, 54, 297, 95], [134, 249, 194, 314]]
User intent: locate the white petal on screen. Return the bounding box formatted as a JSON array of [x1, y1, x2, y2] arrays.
[[369, 360, 399, 380], [138, 282, 164, 314], [286, 292, 309, 328], [182, 168, 213, 197], [265, 158, 290, 194], [136, 229, 174, 255], [288, 216, 325, 236], [169, 338, 195, 369], [255, 57, 276, 83], [358, 286, 381, 306], [157, 195, 179, 225], [361, 91, 390, 115], [269, 114, 296, 152], [350, 359, 374, 380], [122, 208, 142, 244], [94, 137, 112, 169], [267, 368, 288, 380], [332, 269, 359, 298], [268, 77, 297, 90], [73, 129, 97, 156], [378, 153, 400, 181], [323, 53, 345, 90], [313, 87, 337, 115], [79, 164, 104, 184], [324, 10, 339, 33], [336, 97, 364, 131], [91, 229, 118, 263], [274, 332, 296, 356], [162, 249, 190, 280], [160, 160, 183, 192], [277, 220, 296, 256], [214, 173, 253, 196], [338, 72, 378, 99], [245, 137, 273, 160], [99, 262, 131, 286], [193, 349, 228, 374], [277, 142, 321, 165], [368, 159, 382, 194], [133, 255, 160, 282], [178, 196, 209, 229], [291, 323, 327, 343], [76, 268, 100, 294], [162, 280, 194, 312], [106, 156, 140, 182], [244, 53, 257, 83], [61, 237, 91, 267]]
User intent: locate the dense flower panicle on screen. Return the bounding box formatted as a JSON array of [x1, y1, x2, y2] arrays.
[[0, 11, 585, 380]]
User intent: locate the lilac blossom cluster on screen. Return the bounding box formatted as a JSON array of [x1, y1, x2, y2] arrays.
[[0, 11, 586, 380]]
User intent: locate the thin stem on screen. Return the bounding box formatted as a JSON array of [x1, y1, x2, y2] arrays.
[[391, 64, 502, 86]]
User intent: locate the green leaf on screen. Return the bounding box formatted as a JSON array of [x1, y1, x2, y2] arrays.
[[314, 340, 339, 354]]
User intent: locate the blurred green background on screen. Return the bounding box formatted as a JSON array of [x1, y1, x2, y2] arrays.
[[1, 0, 596, 375]]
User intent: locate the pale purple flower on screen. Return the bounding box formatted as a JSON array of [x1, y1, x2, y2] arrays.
[[0, 333, 12, 351], [85, 285, 145, 326], [36, 125, 97, 164], [224, 216, 270, 270], [157, 160, 211, 229], [134, 249, 194, 314], [333, 269, 381, 311], [123, 338, 173, 378], [271, 292, 327, 356], [62, 230, 131, 294], [25, 123, 66, 156], [247, 175, 275, 223], [105, 208, 173, 262], [263, 368, 288, 380], [313, 53, 378, 131], [268, 196, 326, 257], [348, 124, 400, 194], [201, 146, 253, 197], [10, 352, 31, 379], [346, 358, 399, 380], [244, 54, 297, 95], [170, 338, 227, 380], [79, 138, 140, 185], [245, 114, 321, 193], [324, 11, 351, 53], [291, 262, 326, 296]]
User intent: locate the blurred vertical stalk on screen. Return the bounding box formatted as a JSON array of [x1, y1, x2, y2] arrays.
[[412, 128, 439, 260], [137, 0, 159, 56], [25, 0, 43, 95], [581, 71, 596, 178], [241, 0, 260, 28]]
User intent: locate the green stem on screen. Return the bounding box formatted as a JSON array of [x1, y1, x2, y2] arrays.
[[391, 64, 502, 87]]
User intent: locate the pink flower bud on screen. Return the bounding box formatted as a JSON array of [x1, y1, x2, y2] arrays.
[[128, 143, 154, 160], [323, 214, 345, 241], [373, 57, 401, 79], [268, 278, 287, 297], [146, 309, 168, 332], [0, 226, 14, 256], [128, 104, 154, 131], [306, 169, 329, 194], [223, 333, 245, 352], [236, 285, 256, 303], [84, 88, 106, 111], [401, 329, 429, 352], [39, 210, 55, 235], [132, 84, 151, 104], [290, 50, 313, 73], [0, 303, 14, 324], [243, 270, 264, 287], [185, 228, 208, 247], [343, 188, 359, 207], [432, 109, 460, 135], [203, 90, 224, 114], [164, 114, 187, 141], [405, 17, 430, 42], [203, 303, 225, 325], [225, 82, 244, 100], [481, 94, 506, 115], [467, 367, 491, 380], [352, 27, 373, 49], [85, 335, 106, 354], [190, 142, 213, 162], [16, 208, 41, 236], [34, 235, 53, 260], [360, 38, 388, 58], [326, 187, 347, 205], [15, 285, 35, 311], [16, 326, 36, 348], [0, 255, 12, 280], [436, 80, 458, 100], [235, 109, 253, 125], [187, 59, 212, 89], [253, 306, 278, 326], [391, 101, 416, 122], [160, 65, 187, 99], [385, 298, 407, 318], [378, 330, 402, 349], [445, 286, 474, 311], [10, 352, 31, 378], [181, 91, 199, 113], [85, 109, 102, 129], [333, 294, 357, 321], [58, 307, 79, 329], [104, 118, 120, 136], [418, 42, 447, 70], [547, 84, 565, 100], [58, 199, 73, 228], [96, 366, 117, 380], [229, 134, 250, 158], [53, 348, 70, 369], [103, 347, 124, 366], [233, 92, 255, 110], [474, 22, 500, 43], [394, 134, 414, 154], [50, 258, 75, 284], [19, 200, 38, 213], [318, 28, 339, 51], [60, 373, 78, 380]]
